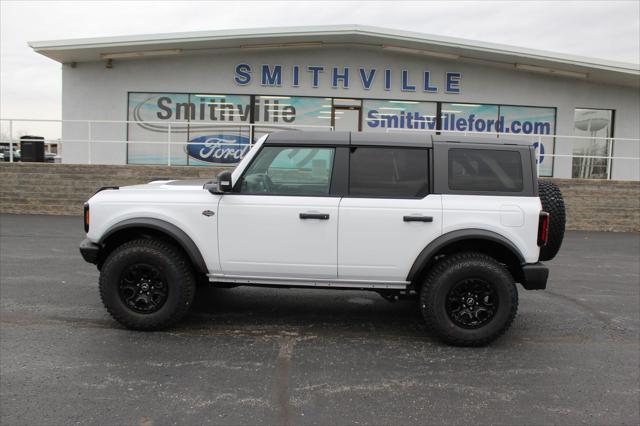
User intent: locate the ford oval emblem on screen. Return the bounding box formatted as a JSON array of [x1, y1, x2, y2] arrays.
[[187, 134, 251, 164]]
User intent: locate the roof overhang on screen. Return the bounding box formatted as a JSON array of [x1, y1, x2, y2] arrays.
[[28, 24, 640, 88]]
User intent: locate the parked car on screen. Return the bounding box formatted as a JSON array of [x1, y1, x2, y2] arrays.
[[79, 131, 565, 346], [0, 149, 56, 162], [0, 148, 19, 161]]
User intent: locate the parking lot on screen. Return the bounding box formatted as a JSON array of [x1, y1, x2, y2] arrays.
[[0, 213, 638, 425]]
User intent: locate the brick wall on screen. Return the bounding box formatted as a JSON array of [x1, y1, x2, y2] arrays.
[[1, 163, 638, 232], [0, 163, 232, 216], [545, 178, 639, 232]]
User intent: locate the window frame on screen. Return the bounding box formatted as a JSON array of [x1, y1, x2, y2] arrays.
[[571, 107, 616, 180], [433, 142, 535, 197], [232, 143, 344, 197], [345, 145, 432, 199]]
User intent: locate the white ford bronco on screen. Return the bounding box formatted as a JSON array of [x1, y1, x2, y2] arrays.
[[80, 131, 565, 346]]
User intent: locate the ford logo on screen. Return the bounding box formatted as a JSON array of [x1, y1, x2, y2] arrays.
[[187, 134, 251, 164]]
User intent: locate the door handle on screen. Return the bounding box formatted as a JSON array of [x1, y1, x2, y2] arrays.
[[299, 212, 330, 220], [403, 215, 433, 222]]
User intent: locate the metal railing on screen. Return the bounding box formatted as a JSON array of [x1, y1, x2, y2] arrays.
[[0, 118, 333, 165], [1, 117, 639, 180], [384, 127, 640, 180]]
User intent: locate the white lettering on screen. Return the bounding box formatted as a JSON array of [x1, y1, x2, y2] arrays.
[[198, 138, 248, 160]]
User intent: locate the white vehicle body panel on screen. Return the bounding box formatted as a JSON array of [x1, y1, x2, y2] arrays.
[[86, 181, 223, 274], [217, 195, 340, 279], [338, 195, 443, 281], [441, 195, 541, 263]]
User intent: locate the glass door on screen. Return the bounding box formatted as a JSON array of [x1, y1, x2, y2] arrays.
[[332, 98, 361, 131], [333, 106, 361, 131]]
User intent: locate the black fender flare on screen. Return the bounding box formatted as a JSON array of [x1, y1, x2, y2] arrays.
[[99, 218, 208, 274], [406, 229, 526, 282]]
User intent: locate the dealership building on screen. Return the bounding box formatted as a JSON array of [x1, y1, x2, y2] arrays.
[[29, 25, 640, 180]]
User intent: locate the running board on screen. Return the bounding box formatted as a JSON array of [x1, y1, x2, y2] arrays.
[[207, 274, 410, 290]]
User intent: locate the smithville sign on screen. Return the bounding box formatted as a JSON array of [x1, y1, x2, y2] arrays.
[[233, 64, 462, 93]]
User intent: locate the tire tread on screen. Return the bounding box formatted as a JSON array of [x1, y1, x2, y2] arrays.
[[99, 238, 195, 330], [420, 252, 518, 346], [538, 180, 566, 261]]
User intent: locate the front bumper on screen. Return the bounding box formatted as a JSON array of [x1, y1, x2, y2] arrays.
[[79, 238, 101, 264], [520, 262, 549, 290]]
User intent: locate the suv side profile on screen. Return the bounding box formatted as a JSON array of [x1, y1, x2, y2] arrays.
[[80, 131, 565, 346]]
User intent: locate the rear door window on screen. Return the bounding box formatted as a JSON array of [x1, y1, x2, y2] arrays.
[[448, 148, 523, 192], [348, 147, 429, 198]]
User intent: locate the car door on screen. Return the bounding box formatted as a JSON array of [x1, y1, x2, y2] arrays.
[[338, 146, 443, 282], [218, 144, 340, 279]]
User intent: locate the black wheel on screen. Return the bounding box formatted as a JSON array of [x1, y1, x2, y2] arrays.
[[538, 180, 566, 261], [420, 252, 518, 346], [99, 239, 196, 330]]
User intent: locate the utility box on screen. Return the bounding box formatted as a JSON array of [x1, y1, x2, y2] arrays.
[[20, 136, 45, 162]]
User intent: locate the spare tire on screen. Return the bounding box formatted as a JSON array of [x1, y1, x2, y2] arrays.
[[538, 180, 566, 261]]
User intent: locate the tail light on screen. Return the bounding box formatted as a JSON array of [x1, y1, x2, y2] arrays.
[[538, 212, 549, 246], [84, 203, 90, 233]]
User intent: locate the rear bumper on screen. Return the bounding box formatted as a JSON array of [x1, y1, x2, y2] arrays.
[[521, 262, 549, 290], [79, 238, 100, 264]]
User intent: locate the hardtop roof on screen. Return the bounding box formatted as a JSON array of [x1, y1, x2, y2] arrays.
[[264, 131, 534, 147]]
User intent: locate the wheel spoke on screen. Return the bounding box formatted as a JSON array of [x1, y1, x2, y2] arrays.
[[118, 263, 169, 314], [446, 278, 499, 329], [120, 282, 137, 291]]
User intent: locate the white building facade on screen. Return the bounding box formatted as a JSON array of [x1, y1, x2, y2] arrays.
[[30, 25, 640, 179]]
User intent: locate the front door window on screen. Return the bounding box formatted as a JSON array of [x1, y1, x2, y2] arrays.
[[240, 146, 335, 196]]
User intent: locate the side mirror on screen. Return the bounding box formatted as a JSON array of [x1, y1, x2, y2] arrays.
[[217, 170, 233, 193]]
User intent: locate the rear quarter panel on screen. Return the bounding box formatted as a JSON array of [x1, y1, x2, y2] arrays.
[[433, 141, 541, 263], [441, 195, 542, 263]]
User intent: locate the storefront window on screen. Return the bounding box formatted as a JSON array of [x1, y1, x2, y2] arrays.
[[441, 103, 498, 134], [363, 99, 437, 132], [253, 95, 333, 140], [127, 92, 251, 166], [186, 94, 251, 166], [128, 92, 189, 165], [440, 103, 556, 176], [127, 92, 561, 175], [572, 108, 613, 179], [499, 106, 556, 177]]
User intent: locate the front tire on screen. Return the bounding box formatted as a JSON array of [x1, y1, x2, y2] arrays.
[[99, 239, 196, 330], [420, 252, 518, 346]]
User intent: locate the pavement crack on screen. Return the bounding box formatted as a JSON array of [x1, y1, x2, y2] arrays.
[[543, 290, 616, 327], [271, 334, 297, 426]]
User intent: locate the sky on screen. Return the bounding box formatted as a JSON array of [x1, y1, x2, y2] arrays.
[[1, 0, 639, 137]]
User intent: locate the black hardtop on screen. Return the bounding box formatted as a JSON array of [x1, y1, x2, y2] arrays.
[[265, 131, 533, 148], [430, 134, 535, 147]]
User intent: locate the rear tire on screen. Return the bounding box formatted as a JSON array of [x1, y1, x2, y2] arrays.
[[420, 252, 518, 346], [99, 239, 196, 330], [538, 180, 566, 261]]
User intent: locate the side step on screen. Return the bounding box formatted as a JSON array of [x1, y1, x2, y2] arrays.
[[207, 274, 410, 290]]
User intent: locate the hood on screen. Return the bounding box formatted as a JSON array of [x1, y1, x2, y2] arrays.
[[119, 179, 213, 191]]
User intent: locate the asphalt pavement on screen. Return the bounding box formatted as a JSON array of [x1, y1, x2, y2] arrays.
[[1, 214, 639, 425]]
